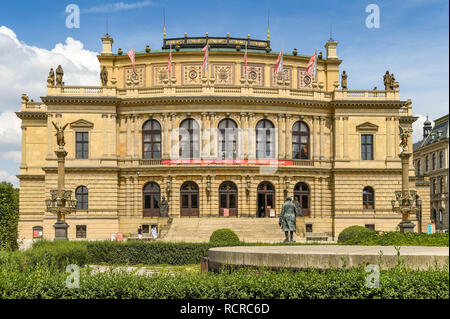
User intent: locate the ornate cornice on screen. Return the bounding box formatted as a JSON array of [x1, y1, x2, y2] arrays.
[[42, 96, 120, 105], [15, 111, 47, 120]]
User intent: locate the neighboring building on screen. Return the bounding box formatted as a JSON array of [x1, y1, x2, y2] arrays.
[[16, 33, 429, 241], [413, 115, 449, 231]]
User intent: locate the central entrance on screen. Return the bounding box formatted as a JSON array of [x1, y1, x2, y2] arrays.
[[180, 181, 199, 216], [219, 181, 238, 216], [257, 182, 275, 218]]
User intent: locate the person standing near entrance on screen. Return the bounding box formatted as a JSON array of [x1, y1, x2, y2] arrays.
[[138, 226, 143, 240], [279, 196, 298, 242], [151, 226, 158, 239]]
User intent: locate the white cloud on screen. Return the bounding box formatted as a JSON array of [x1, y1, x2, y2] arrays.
[[0, 151, 21, 163], [412, 113, 434, 143], [83, 1, 156, 14], [0, 111, 21, 144], [0, 170, 18, 187], [0, 26, 100, 188]]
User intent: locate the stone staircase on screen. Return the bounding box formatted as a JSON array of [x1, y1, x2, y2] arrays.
[[162, 217, 300, 243]]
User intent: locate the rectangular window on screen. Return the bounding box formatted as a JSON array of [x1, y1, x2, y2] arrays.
[[76, 132, 89, 159], [76, 225, 86, 238], [365, 224, 375, 231], [361, 134, 373, 160], [306, 224, 313, 232]]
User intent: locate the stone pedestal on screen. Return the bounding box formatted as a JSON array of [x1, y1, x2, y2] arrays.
[[398, 221, 415, 233], [296, 216, 306, 237], [53, 221, 69, 240]]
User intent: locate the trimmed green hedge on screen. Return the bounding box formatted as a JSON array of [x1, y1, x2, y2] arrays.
[[338, 226, 449, 247], [209, 228, 240, 246], [0, 265, 448, 299]]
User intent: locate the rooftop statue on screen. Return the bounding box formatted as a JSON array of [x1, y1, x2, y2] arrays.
[[47, 68, 55, 86], [52, 121, 69, 147], [56, 65, 64, 86], [101, 66, 108, 86], [341, 70, 348, 90]]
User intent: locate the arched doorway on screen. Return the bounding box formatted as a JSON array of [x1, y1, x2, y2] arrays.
[[180, 181, 199, 216], [143, 182, 161, 217], [219, 181, 238, 216], [257, 182, 275, 218], [294, 182, 310, 216]]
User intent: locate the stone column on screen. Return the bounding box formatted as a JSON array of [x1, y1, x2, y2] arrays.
[[313, 116, 319, 160], [201, 112, 209, 159], [110, 114, 117, 158], [386, 117, 391, 158], [20, 126, 27, 169], [248, 113, 255, 160], [319, 116, 325, 160], [126, 115, 132, 158], [239, 112, 247, 160], [277, 114, 284, 159], [163, 113, 169, 159], [333, 116, 341, 160], [47, 114, 53, 158], [169, 113, 177, 160], [343, 116, 348, 159], [133, 115, 139, 159], [209, 112, 217, 158], [102, 113, 109, 158], [285, 115, 292, 159]]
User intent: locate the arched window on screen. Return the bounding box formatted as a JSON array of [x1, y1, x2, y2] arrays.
[[294, 182, 310, 217], [432, 209, 437, 222], [218, 119, 238, 159], [363, 186, 374, 209], [142, 120, 161, 159], [180, 181, 199, 216], [292, 121, 310, 159], [219, 181, 238, 216], [426, 155, 429, 171], [432, 153, 436, 170], [76, 186, 88, 210], [439, 151, 444, 169], [179, 119, 200, 159], [257, 182, 275, 217], [256, 120, 275, 159], [143, 182, 161, 217]]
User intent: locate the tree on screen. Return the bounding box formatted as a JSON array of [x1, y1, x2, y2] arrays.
[[0, 181, 19, 250]]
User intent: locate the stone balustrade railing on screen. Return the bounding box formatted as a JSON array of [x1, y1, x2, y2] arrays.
[[45, 84, 400, 102]]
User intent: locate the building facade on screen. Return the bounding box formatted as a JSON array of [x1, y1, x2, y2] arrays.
[[16, 33, 430, 240], [413, 115, 449, 231]]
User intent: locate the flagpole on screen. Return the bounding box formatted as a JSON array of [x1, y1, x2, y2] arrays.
[[314, 48, 318, 82]]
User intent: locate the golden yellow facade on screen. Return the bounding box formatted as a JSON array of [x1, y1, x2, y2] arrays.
[[16, 35, 431, 241]]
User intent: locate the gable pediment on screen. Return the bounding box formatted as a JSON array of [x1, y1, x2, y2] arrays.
[[356, 122, 379, 132], [70, 119, 94, 129]]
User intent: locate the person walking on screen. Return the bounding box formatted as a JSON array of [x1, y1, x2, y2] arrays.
[[138, 226, 143, 240]]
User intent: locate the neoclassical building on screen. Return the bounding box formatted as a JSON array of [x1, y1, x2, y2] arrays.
[[16, 33, 431, 240], [413, 115, 449, 232]]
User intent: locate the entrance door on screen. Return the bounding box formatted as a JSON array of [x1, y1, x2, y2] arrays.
[[219, 181, 238, 216], [257, 182, 275, 217], [294, 182, 310, 216], [180, 181, 199, 216], [143, 182, 161, 217]]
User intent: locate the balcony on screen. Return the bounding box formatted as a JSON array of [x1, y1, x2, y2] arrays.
[[45, 83, 400, 103], [137, 158, 314, 167]]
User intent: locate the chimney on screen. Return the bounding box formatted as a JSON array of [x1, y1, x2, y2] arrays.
[[101, 35, 114, 56], [325, 40, 338, 60]]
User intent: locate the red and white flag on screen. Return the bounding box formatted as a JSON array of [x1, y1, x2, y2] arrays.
[[274, 49, 283, 74], [244, 43, 248, 76], [168, 44, 172, 75], [127, 48, 136, 73], [202, 43, 209, 72], [306, 50, 316, 76]]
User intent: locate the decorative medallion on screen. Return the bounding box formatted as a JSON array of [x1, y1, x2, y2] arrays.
[[124, 65, 145, 87], [241, 63, 264, 86], [298, 67, 312, 89], [182, 64, 203, 85]]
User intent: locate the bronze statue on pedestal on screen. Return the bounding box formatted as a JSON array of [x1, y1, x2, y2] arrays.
[[279, 196, 298, 242], [52, 121, 68, 147]]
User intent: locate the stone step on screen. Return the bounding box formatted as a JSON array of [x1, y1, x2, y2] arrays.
[[163, 217, 299, 243]]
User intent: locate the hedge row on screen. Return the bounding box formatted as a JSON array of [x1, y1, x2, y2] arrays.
[[0, 265, 448, 299], [338, 226, 449, 246]]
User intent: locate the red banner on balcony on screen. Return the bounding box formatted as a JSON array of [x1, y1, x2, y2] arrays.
[[161, 159, 294, 165]]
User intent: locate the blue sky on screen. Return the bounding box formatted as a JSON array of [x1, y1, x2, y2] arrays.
[[0, 0, 448, 186]]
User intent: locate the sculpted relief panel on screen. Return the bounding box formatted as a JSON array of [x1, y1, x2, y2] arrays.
[[182, 64, 203, 85], [152, 64, 174, 86], [270, 66, 292, 87], [212, 63, 234, 85], [298, 67, 312, 89], [240, 63, 264, 86], [124, 65, 145, 87]]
